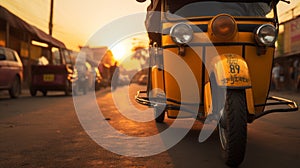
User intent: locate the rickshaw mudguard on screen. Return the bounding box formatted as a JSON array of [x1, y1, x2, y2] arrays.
[[208, 53, 256, 115], [210, 53, 251, 88]]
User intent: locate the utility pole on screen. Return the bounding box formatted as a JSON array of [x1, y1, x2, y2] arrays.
[[49, 0, 54, 36]]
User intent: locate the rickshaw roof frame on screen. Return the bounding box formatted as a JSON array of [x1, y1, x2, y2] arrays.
[[162, 0, 279, 27]]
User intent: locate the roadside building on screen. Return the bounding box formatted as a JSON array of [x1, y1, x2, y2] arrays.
[[275, 15, 300, 91], [0, 6, 67, 88]]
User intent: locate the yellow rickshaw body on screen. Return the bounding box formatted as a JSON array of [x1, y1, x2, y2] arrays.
[[135, 1, 298, 167], [134, 1, 298, 167], [151, 17, 275, 118]]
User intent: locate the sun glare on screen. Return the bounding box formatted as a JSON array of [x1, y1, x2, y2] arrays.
[[111, 43, 126, 61]]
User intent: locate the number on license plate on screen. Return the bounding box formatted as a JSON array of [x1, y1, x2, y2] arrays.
[[43, 74, 54, 82]]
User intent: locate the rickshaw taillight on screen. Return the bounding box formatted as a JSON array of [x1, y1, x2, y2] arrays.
[[212, 15, 236, 39]]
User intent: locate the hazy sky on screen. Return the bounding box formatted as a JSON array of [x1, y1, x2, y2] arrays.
[[0, 0, 150, 51], [0, 0, 299, 52]]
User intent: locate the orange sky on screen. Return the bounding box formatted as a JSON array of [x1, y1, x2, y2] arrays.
[[0, 0, 150, 51], [0, 0, 299, 53]]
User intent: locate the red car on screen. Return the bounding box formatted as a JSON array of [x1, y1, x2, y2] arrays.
[[0, 47, 23, 98]]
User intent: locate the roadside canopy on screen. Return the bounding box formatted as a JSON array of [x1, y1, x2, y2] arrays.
[[0, 5, 66, 48]]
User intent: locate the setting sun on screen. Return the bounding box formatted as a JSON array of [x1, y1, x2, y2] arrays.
[[111, 43, 127, 61]]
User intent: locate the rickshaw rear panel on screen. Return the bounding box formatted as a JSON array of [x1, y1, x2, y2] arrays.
[[30, 64, 75, 96]]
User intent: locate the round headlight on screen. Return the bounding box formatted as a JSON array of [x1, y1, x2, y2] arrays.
[[212, 15, 236, 39], [255, 24, 277, 46], [170, 23, 193, 45]]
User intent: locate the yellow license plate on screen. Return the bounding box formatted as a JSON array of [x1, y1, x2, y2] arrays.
[[43, 74, 55, 82]]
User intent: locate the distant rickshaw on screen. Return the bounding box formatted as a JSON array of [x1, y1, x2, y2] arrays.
[[30, 48, 76, 96]]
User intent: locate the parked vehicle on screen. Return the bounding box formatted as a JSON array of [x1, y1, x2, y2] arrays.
[[93, 67, 103, 90], [119, 74, 130, 86], [73, 61, 88, 95], [30, 48, 76, 96], [135, 0, 298, 167], [85, 62, 95, 91], [74, 61, 103, 93], [0, 47, 23, 98]]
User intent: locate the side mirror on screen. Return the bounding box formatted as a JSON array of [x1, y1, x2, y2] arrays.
[[136, 0, 146, 2]]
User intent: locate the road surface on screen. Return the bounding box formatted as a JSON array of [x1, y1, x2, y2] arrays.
[[0, 84, 299, 168]]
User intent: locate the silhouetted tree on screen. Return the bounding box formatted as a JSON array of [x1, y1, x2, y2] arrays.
[[131, 41, 149, 69]]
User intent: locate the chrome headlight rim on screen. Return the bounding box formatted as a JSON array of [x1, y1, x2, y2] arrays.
[[255, 24, 277, 47], [170, 22, 194, 45]]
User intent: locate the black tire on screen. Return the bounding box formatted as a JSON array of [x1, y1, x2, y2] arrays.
[[29, 87, 37, 97], [65, 80, 72, 96], [72, 83, 78, 96], [154, 106, 165, 123], [9, 77, 21, 98], [218, 89, 247, 167], [30, 87, 37, 97], [42, 90, 47, 96]]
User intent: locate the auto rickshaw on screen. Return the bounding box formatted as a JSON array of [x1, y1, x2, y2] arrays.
[[135, 0, 298, 166], [30, 48, 76, 96]]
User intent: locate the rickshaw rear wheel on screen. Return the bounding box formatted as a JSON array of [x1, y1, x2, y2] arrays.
[[30, 87, 37, 97], [218, 89, 247, 167], [42, 90, 47, 96], [65, 80, 72, 96], [154, 106, 165, 123]]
